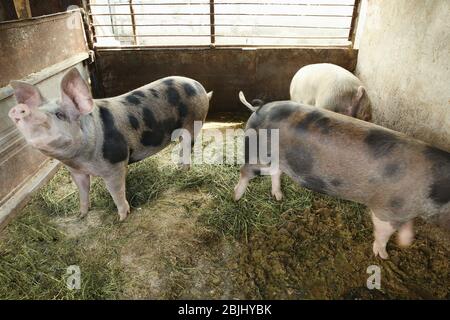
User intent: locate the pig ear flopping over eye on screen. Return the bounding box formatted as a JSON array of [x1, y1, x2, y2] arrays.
[[61, 68, 94, 117], [10, 81, 43, 108]]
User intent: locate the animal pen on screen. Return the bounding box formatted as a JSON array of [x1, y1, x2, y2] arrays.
[[0, 0, 449, 301]]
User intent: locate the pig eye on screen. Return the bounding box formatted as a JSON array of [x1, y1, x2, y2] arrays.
[[54, 111, 66, 121]]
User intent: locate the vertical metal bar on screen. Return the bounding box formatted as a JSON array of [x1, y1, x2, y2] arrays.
[[348, 0, 361, 47], [81, 0, 95, 50], [209, 0, 215, 47], [82, 0, 106, 98], [129, 0, 138, 45]]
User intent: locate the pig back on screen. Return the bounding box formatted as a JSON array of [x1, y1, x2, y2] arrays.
[[253, 101, 449, 220]]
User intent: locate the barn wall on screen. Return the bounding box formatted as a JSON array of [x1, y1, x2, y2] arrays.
[[355, 0, 450, 151], [95, 48, 358, 113]]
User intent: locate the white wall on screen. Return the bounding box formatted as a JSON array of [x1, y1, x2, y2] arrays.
[[355, 0, 450, 151]]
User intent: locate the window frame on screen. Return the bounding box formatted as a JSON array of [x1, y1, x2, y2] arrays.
[[84, 0, 361, 49]]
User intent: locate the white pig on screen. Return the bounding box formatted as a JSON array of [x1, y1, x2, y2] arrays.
[[290, 63, 372, 121]]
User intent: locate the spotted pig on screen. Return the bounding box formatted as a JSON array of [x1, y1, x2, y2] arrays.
[[235, 93, 449, 259], [9, 68, 212, 221]]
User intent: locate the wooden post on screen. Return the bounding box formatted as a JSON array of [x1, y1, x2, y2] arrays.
[[13, 0, 31, 19]]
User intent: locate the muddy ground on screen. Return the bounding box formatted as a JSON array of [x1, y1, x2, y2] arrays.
[[0, 120, 449, 299]]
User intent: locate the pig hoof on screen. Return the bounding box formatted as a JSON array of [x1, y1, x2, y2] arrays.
[[373, 242, 389, 259], [78, 211, 89, 219], [119, 212, 128, 222], [234, 185, 245, 201], [118, 204, 130, 222], [178, 163, 191, 171], [272, 191, 283, 201]]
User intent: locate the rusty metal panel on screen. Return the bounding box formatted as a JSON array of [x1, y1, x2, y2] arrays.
[[0, 10, 90, 223], [95, 47, 357, 112], [0, 10, 89, 87]]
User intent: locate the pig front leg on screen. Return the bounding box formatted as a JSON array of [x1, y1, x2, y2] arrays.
[[371, 211, 397, 259], [103, 168, 130, 221], [70, 170, 91, 217], [271, 169, 283, 201]]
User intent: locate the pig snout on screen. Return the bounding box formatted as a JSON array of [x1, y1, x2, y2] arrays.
[[9, 103, 31, 124]]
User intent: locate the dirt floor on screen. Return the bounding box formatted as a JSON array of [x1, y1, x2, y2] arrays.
[[0, 119, 449, 299]]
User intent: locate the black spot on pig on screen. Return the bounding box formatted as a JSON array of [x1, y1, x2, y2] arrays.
[[430, 177, 450, 205], [296, 111, 329, 133], [383, 162, 402, 178], [150, 89, 159, 98], [163, 78, 174, 86], [141, 130, 165, 147], [99, 106, 128, 164], [178, 102, 188, 119], [183, 83, 197, 97], [269, 103, 297, 122], [140, 106, 179, 147], [133, 90, 146, 98], [315, 117, 331, 134], [286, 148, 313, 175], [364, 129, 400, 157], [167, 86, 181, 106], [142, 108, 158, 129], [330, 179, 342, 187], [301, 176, 328, 194], [390, 197, 404, 209], [128, 114, 139, 130], [125, 94, 141, 106], [424, 146, 450, 205]]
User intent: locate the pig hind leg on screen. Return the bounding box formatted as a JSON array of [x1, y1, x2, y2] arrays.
[[371, 210, 397, 259], [271, 169, 283, 201], [234, 165, 262, 201], [70, 170, 91, 217], [397, 220, 414, 247], [103, 167, 130, 221]]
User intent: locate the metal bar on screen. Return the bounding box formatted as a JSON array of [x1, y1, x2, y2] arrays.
[[348, 0, 360, 44], [94, 44, 351, 50], [82, 0, 96, 50], [92, 23, 350, 30], [89, 2, 354, 6], [209, 0, 215, 46], [90, 13, 353, 17], [129, 0, 138, 45], [94, 34, 349, 39]]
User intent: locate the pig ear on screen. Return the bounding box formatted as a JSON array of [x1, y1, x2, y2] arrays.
[[61, 68, 94, 116], [10, 81, 43, 108], [346, 86, 365, 117]]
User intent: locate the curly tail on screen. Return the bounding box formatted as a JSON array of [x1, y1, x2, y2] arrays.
[[238, 91, 259, 112]]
